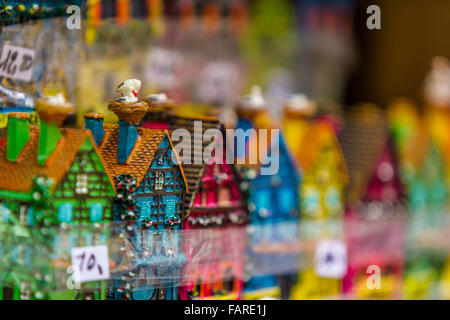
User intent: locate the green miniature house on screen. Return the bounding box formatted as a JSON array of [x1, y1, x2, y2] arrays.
[[0, 105, 115, 300]]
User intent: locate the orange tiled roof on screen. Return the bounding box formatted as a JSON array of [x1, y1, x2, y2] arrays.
[[0, 125, 97, 193], [99, 124, 188, 191], [296, 122, 347, 176], [339, 105, 389, 205], [170, 115, 220, 214]]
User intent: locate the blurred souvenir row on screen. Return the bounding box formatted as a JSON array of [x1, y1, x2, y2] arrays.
[[1, 0, 450, 300]]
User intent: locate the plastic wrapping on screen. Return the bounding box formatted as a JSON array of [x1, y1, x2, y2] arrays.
[[1, 217, 450, 293]]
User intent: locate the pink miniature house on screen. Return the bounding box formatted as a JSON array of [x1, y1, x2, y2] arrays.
[[339, 105, 406, 299], [181, 126, 248, 300]]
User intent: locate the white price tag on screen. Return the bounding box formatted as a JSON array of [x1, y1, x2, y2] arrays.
[[0, 44, 35, 82], [314, 239, 347, 279], [71, 245, 110, 283]]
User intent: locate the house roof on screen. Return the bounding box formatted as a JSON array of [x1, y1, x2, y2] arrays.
[[98, 123, 188, 192], [401, 124, 430, 171], [234, 110, 278, 174], [295, 121, 348, 183], [0, 125, 113, 193], [338, 105, 389, 205], [169, 115, 221, 215]]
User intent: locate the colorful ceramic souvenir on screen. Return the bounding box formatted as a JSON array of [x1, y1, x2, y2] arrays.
[[0, 94, 115, 300], [282, 94, 348, 299], [141, 92, 249, 300], [232, 86, 300, 299], [83, 81, 188, 300], [339, 104, 406, 299]]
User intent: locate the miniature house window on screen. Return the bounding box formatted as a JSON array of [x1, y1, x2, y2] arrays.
[[2, 287, 13, 300], [19, 205, 27, 225], [19, 282, 31, 300], [155, 172, 165, 190], [90, 203, 103, 222], [0, 204, 11, 223], [377, 162, 394, 182], [76, 173, 89, 194], [166, 200, 176, 217], [58, 203, 73, 223], [325, 187, 341, 212], [279, 188, 294, 215], [303, 187, 320, 214], [217, 186, 231, 206], [157, 151, 165, 165], [255, 191, 271, 218], [223, 267, 235, 293]]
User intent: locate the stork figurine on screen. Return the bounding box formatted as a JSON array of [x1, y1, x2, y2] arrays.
[[239, 85, 266, 110], [115, 79, 141, 103]]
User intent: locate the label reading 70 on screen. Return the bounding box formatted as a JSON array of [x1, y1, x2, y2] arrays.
[[71, 245, 110, 283]]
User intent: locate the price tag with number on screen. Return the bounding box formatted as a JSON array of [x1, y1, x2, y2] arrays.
[[71, 245, 110, 283], [314, 239, 347, 279], [0, 44, 35, 82]]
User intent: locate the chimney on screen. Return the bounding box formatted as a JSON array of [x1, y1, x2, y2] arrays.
[[236, 85, 267, 120], [282, 93, 317, 120], [108, 100, 149, 163], [35, 96, 74, 165], [7, 113, 30, 162], [141, 93, 175, 130], [84, 113, 105, 145]]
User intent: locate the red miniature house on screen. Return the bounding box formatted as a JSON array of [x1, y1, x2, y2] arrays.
[[339, 104, 406, 299]]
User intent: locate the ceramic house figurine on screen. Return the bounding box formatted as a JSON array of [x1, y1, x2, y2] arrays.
[[180, 125, 248, 300], [232, 86, 300, 300], [84, 81, 188, 300], [0, 94, 115, 300], [388, 98, 448, 299], [389, 101, 447, 228], [297, 120, 348, 220], [282, 93, 317, 158], [282, 95, 348, 299], [421, 59, 450, 299], [282, 95, 347, 221], [141, 92, 222, 217], [339, 104, 405, 299], [421, 59, 450, 214], [140, 92, 250, 299]]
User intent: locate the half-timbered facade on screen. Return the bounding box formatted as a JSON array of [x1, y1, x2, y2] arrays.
[[86, 99, 188, 300], [339, 105, 406, 299], [288, 119, 348, 300], [232, 88, 300, 300], [139, 95, 250, 299], [181, 126, 248, 300], [388, 100, 448, 299], [0, 108, 115, 300]]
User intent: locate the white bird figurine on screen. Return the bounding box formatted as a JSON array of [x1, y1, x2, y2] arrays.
[[424, 56, 450, 108], [239, 85, 266, 110], [146, 93, 168, 102], [285, 93, 317, 116], [115, 79, 141, 103], [45, 92, 67, 105]]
